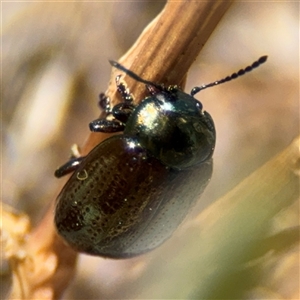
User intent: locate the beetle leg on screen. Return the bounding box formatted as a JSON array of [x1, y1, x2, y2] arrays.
[[55, 144, 86, 178], [55, 156, 86, 178], [89, 74, 136, 133], [111, 102, 135, 124], [98, 93, 112, 115], [89, 117, 125, 133], [115, 75, 134, 103], [107, 75, 136, 123]]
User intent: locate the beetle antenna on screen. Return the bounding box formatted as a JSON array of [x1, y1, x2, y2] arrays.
[[109, 60, 162, 90], [190, 55, 268, 96]]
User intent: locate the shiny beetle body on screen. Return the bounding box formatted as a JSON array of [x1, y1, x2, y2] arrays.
[[54, 56, 267, 258], [55, 136, 213, 257]]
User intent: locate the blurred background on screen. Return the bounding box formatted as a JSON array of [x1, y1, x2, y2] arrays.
[[2, 2, 299, 299]]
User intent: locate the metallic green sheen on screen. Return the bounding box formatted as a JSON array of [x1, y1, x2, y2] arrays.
[[124, 88, 215, 169]]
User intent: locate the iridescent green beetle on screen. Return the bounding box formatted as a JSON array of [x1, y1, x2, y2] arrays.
[[54, 56, 267, 258]]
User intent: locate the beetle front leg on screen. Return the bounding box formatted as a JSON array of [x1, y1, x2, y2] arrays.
[[89, 117, 125, 133], [111, 75, 135, 123], [115, 74, 134, 103], [98, 93, 112, 115], [90, 75, 136, 132]]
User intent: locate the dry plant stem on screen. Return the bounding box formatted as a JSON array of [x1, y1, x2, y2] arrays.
[[8, 1, 232, 300]]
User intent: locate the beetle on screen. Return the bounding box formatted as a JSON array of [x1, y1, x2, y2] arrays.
[[54, 56, 267, 258]]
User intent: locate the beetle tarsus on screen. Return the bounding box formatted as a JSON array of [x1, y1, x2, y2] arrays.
[[115, 75, 134, 104], [98, 93, 112, 114]]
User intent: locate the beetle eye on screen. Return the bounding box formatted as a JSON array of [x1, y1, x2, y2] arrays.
[[196, 101, 203, 111]]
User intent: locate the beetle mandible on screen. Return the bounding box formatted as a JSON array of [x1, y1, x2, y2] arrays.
[[54, 56, 267, 258]]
